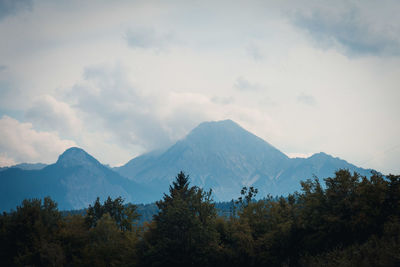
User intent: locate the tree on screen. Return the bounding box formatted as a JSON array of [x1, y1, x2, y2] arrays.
[[236, 186, 258, 208], [0, 197, 65, 266], [138, 171, 220, 266], [85, 196, 140, 231], [81, 213, 139, 266]]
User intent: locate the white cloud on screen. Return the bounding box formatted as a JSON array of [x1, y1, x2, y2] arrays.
[[0, 153, 16, 167], [63, 64, 172, 150], [287, 152, 314, 159], [234, 77, 263, 92], [124, 27, 174, 50], [0, 0, 398, 174], [25, 94, 83, 137], [246, 44, 264, 61], [297, 92, 317, 106], [0, 115, 76, 165], [61, 64, 220, 154]]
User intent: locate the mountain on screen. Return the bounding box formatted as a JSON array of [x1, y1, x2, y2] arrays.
[[0, 147, 151, 212], [0, 163, 47, 171], [0, 120, 374, 212], [115, 120, 373, 201]]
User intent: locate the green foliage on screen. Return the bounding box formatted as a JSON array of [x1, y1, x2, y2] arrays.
[[0, 197, 65, 266], [85, 196, 140, 231], [0, 196, 141, 266], [236, 186, 258, 207], [58, 214, 89, 265], [300, 218, 400, 267], [83, 213, 138, 266], [215, 216, 254, 266], [138, 171, 220, 266], [218, 170, 400, 266], [1, 170, 399, 266]]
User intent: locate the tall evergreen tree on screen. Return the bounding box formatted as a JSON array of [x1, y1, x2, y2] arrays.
[[138, 171, 219, 267]]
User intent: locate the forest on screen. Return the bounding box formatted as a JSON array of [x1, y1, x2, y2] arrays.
[[0, 169, 399, 266]]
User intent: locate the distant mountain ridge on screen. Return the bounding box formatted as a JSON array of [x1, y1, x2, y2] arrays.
[[0, 163, 47, 171], [0, 120, 374, 212], [115, 120, 373, 200], [0, 148, 151, 211]]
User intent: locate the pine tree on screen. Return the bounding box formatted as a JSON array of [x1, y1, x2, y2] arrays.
[[138, 171, 219, 267]]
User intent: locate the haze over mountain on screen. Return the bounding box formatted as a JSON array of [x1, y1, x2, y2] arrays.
[[0, 120, 373, 212], [115, 120, 373, 200]]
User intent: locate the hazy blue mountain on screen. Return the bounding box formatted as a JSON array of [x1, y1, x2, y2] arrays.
[[1, 120, 374, 212], [116, 120, 373, 201], [0, 163, 47, 171], [252, 152, 373, 196], [0, 147, 151, 212]]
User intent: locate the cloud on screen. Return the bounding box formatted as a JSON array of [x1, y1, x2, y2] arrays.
[[287, 152, 313, 158], [62, 64, 210, 153], [246, 44, 264, 61], [0, 115, 76, 165], [0, 65, 6, 71], [211, 96, 234, 105], [291, 2, 400, 56], [0, 0, 33, 21], [25, 95, 83, 137], [124, 27, 173, 50], [0, 0, 398, 173], [59, 64, 274, 162], [0, 153, 15, 167], [234, 77, 262, 91], [0, 80, 24, 109], [297, 92, 316, 106]]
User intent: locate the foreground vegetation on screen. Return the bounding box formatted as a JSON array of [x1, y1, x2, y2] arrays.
[[1, 170, 399, 266]]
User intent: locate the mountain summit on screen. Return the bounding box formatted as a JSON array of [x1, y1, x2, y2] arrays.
[[116, 120, 287, 199], [56, 147, 99, 168], [183, 120, 287, 162], [116, 119, 372, 200]]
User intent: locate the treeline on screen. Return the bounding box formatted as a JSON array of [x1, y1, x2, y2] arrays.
[[0, 170, 399, 266], [62, 201, 239, 225]]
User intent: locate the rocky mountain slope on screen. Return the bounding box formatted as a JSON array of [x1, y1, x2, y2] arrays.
[[115, 120, 372, 200]]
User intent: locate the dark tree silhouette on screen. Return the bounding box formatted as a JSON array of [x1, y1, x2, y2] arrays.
[[138, 171, 219, 267]]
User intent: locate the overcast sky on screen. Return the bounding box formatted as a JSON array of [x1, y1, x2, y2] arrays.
[[0, 0, 399, 174]]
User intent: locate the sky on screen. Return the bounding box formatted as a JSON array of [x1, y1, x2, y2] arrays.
[[0, 0, 399, 174]]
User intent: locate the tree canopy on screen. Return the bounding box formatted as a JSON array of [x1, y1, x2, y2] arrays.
[[1, 170, 399, 266], [138, 171, 219, 266]]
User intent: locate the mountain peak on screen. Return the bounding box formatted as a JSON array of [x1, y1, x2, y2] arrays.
[[62, 147, 86, 153], [183, 119, 282, 153], [311, 152, 329, 158], [186, 119, 249, 141], [197, 119, 238, 128], [56, 147, 99, 168], [158, 119, 290, 176], [191, 119, 241, 133]]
